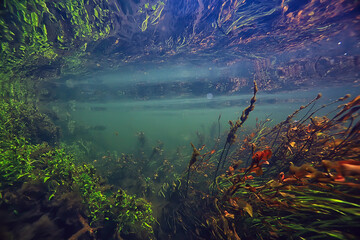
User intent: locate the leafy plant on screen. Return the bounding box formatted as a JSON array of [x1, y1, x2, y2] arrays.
[[0, 99, 155, 239]]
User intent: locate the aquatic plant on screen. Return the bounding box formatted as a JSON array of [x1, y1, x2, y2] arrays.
[[0, 100, 155, 239], [138, 0, 166, 32], [0, 0, 117, 101], [185, 143, 202, 198], [212, 80, 258, 193], [226, 96, 358, 238], [0, 99, 59, 145], [157, 93, 360, 239], [113, 189, 155, 238]]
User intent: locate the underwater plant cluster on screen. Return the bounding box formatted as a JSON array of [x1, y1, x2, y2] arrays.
[[1, 85, 359, 240], [1, 0, 359, 240], [0, 100, 155, 240]]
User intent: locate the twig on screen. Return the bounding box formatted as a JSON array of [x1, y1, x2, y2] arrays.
[[68, 213, 98, 240]]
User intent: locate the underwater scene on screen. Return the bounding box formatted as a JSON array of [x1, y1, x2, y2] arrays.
[[1, 0, 360, 239]]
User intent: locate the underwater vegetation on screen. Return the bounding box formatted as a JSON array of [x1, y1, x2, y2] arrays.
[[1, 0, 359, 104], [0, 0, 170, 100], [1, 1, 359, 239], [155, 87, 360, 239], [48, 84, 360, 239], [0, 82, 359, 240], [0, 100, 155, 240]]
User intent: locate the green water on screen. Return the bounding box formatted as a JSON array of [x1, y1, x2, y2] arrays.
[[59, 85, 357, 155]]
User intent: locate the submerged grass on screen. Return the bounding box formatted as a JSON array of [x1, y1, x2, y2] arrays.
[[158, 92, 360, 239]]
